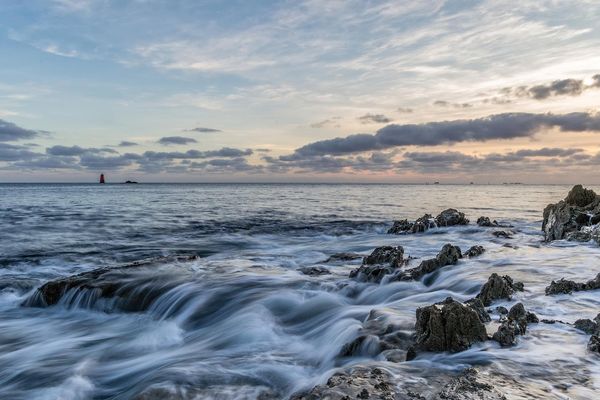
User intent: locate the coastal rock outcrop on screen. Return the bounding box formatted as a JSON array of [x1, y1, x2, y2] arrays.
[[491, 303, 538, 347], [465, 245, 485, 258], [299, 266, 331, 276], [349, 246, 405, 282], [542, 185, 600, 243], [392, 244, 462, 282], [545, 273, 600, 295], [324, 252, 363, 263], [407, 297, 487, 360], [476, 273, 524, 306], [435, 208, 469, 227], [388, 209, 469, 234]]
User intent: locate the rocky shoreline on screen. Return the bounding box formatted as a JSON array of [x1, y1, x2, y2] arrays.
[[21, 185, 600, 399]]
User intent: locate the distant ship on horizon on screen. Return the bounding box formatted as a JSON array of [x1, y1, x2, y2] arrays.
[[99, 173, 105, 184]]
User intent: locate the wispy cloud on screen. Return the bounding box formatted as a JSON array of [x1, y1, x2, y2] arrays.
[[157, 136, 198, 146]]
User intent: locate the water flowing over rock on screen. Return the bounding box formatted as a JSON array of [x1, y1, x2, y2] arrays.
[[476, 273, 524, 307], [392, 244, 462, 282], [492, 303, 537, 347], [407, 297, 487, 360], [324, 252, 363, 263], [299, 266, 331, 276], [545, 273, 600, 295], [542, 185, 600, 243]]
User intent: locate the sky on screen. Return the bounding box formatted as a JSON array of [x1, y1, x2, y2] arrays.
[[1, 0, 600, 183]]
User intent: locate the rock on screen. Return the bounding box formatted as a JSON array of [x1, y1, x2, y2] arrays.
[[491, 303, 536, 347], [574, 319, 598, 335], [290, 366, 400, 400], [477, 216, 495, 227], [465, 245, 485, 258], [588, 335, 600, 354], [324, 252, 363, 263], [363, 246, 404, 268], [387, 219, 414, 234], [545, 273, 600, 295], [408, 297, 487, 359], [299, 266, 331, 276], [496, 306, 508, 315], [338, 334, 381, 357], [22, 255, 198, 309], [542, 185, 600, 242], [565, 184, 597, 207], [349, 264, 397, 283], [476, 273, 524, 307], [434, 368, 507, 400], [492, 230, 513, 239], [435, 208, 469, 227], [392, 244, 462, 282], [412, 213, 436, 233], [465, 298, 491, 323]]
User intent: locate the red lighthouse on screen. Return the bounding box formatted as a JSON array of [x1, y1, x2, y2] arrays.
[[99, 173, 105, 184]]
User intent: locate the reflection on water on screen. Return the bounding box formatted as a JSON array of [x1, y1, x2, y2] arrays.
[[0, 184, 599, 399]]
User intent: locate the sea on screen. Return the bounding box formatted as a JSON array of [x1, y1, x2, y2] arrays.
[[0, 183, 599, 399]]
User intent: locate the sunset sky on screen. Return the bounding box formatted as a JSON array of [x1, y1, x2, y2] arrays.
[[1, 0, 600, 183]]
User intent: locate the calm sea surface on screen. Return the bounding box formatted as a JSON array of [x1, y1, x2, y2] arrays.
[[1, 184, 599, 399]]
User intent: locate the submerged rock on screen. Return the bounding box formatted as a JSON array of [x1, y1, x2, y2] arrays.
[[492, 230, 513, 239], [465, 245, 485, 258], [476, 273, 524, 307], [299, 266, 331, 276], [407, 297, 487, 359], [545, 273, 600, 295], [392, 244, 462, 282], [435, 208, 469, 227], [324, 252, 363, 263], [542, 185, 600, 243]]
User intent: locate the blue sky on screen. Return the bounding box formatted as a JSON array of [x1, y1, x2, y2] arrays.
[[1, 0, 600, 182]]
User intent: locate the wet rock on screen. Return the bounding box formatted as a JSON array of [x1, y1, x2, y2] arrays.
[[22, 255, 198, 309], [492, 230, 513, 239], [492, 320, 520, 347], [393, 244, 462, 282], [412, 213, 436, 233], [545, 273, 600, 295], [574, 319, 598, 335], [435, 208, 469, 227], [299, 266, 331, 276], [477, 216, 495, 227], [476, 273, 524, 307], [542, 185, 600, 242], [496, 306, 508, 315], [588, 335, 600, 354], [408, 297, 487, 359], [324, 252, 363, 263], [290, 366, 400, 400], [387, 219, 414, 234], [434, 368, 507, 400], [465, 298, 491, 323], [363, 246, 405, 268], [338, 334, 381, 357], [465, 245, 485, 258], [492, 303, 536, 347]]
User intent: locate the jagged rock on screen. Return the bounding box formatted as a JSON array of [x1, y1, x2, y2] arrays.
[[588, 335, 600, 353], [477, 216, 495, 227], [465, 298, 491, 323], [542, 185, 600, 242], [435, 208, 469, 227], [465, 245, 485, 258], [476, 273, 524, 306], [363, 246, 404, 268], [492, 303, 536, 347], [496, 306, 508, 315], [22, 255, 198, 309], [545, 273, 600, 295], [290, 366, 400, 400], [413, 214, 436, 233], [324, 252, 363, 263], [407, 297, 487, 359], [387, 219, 414, 234], [393, 244, 462, 282], [574, 319, 598, 335], [299, 266, 331, 276], [434, 368, 507, 400], [492, 230, 513, 239]]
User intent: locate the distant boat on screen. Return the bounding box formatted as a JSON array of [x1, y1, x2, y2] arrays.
[[434, 181, 440, 185], [99, 173, 105, 184]]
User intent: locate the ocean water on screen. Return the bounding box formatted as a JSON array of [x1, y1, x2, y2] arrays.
[[1, 183, 599, 399]]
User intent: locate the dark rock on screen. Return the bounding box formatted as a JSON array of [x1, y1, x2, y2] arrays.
[[387, 219, 414, 234], [349, 264, 396, 283], [408, 297, 487, 359], [435, 368, 507, 400], [22, 255, 198, 309], [435, 208, 469, 227], [492, 230, 513, 239], [290, 366, 401, 400], [299, 266, 331, 276], [476, 273, 524, 307], [412, 213, 436, 233], [507, 303, 528, 334], [363, 246, 404, 268], [465, 245, 485, 258], [545, 273, 600, 295], [574, 319, 598, 335], [591, 214, 600, 225], [324, 252, 363, 263], [496, 306, 508, 315], [338, 335, 381, 357], [477, 216, 495, 227], [588, 335, 600, 353], [491, 303, 536, 347], [542, 185, 600, 242], [393, 244, 462, 282], [465, 298, 491, 323]]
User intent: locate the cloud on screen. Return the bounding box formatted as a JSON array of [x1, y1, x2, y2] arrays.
[[358, 113, 393, 124], [289, 112, 600, 158], [118, 141, 138, 147], [433, 100, 473, 108], [397, 107, 414, 114], [46, 145, 117, 156], [527, 79, 584, 100], [0, 119, 44, 142], [0, 143, 39, 161], [157, 136, 198, 145], [310, 117, 341, 129], [185, 127, 222, 133]]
